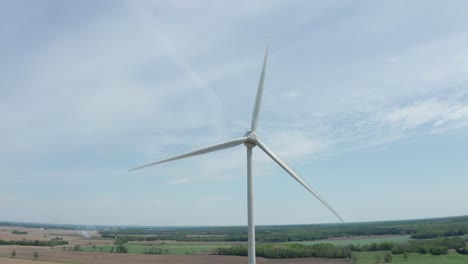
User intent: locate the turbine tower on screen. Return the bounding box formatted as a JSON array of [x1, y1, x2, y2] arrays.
[[130, 49, 343, 264]]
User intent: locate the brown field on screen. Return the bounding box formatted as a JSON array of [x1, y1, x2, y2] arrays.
[[0, 226, 108, 247], [0, 226, 350, 264], [0, 258, 58, 264], [0, 245, 350, 264], [0, 252, 349, 264]]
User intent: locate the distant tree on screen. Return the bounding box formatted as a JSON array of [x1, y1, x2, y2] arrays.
[[375, 254, 381, 263], [457, 247, 468, 255], [384, 251, 392, 263], [11, 250, 16, 258], [351, 252, 358, 264], [369, 243, 378, 251], [33, 251, 38, 260], [403, 252, 408, 261], [115, 245, 128, 253], [429, 246, 448, 255], [418, 246, 427, 254]]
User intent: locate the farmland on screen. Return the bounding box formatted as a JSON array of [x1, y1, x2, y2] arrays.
[[353, 251, 468, 264], [0, 246, 348, 264], [1, 215, 468, 264]]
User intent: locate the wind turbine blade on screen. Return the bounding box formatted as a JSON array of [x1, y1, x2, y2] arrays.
[[251, 48, 268, 132], [129, 137, 248, 171], [256, 140, 344, 222]]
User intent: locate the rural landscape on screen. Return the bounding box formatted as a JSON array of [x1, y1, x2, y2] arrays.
[[1, 216, 468, 264], [3, 1, 468, 264]]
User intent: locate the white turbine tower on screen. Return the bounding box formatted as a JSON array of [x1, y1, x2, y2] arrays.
[[130, 49, 343, 264]]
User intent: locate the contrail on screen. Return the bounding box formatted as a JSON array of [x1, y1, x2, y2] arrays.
[[125, 1, 225, 137]]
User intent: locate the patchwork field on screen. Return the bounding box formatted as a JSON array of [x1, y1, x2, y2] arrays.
[[0, 226, 102, 246], [1, 219, 468, 264], [0, 226, 349, 263], [0, 249, 349, 264]]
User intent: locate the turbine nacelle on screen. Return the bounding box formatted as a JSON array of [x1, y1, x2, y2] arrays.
[[244, 131, 258, 148]]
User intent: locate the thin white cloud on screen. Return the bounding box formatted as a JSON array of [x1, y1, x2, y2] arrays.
[[379, 99, 455, 130], [261, 130, 329, 161], [433, 106, 468, 131], [376, 96, 468, 132]]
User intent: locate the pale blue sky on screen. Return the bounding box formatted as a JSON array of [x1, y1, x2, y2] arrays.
[[1, 0, 468, 226]]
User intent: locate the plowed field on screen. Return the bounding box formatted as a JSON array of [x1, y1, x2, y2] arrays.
[[0, 255, 349, 264], [0, 226, 350, 264]]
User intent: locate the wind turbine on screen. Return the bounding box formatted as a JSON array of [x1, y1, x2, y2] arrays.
[[130, 49, 343, 264]]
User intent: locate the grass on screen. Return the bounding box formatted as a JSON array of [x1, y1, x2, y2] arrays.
[[81, 242, 231, 255], [295, 235, 411, 246], [354, 251, 468, 264]]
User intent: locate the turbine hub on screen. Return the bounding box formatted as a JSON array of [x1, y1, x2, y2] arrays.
[[244, 131, 258, 148]]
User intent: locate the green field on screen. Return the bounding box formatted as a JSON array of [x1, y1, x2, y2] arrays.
[[81, 242, 231, 255], [295, 235, 411, 246], [354, 251, 468, 264]]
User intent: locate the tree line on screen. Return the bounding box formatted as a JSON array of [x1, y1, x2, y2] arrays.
[[337, 237, 467, 256], [11, 230, 27, 235], [0, 239, 68, 247], [215, 237, 468, 259], [215, 243, 351, 259]]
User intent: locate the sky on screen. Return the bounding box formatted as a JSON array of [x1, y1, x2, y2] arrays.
[[1, 0, 468, 226]]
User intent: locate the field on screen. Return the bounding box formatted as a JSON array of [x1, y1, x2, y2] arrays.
[[1, 216, 468, 264], [0, 258, 58, 264], [354, 251, 468, 264], [0, 226, 102, 246], [2, 248, 468, 264], [0, 248, 349, 264], [0, 226, 348, 263]]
